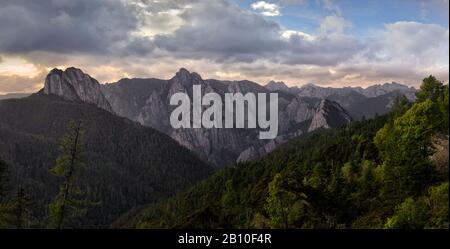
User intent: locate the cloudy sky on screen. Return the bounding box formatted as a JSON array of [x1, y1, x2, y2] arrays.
[[0, 0, 448, 94]]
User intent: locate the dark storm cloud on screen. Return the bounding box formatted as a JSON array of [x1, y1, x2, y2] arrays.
[[0, 0, 362, 66], [150, 0, 361, 66], [0, 0, 137, 54], [279, 33, 362, 66], [152, 0, 284, 62], [1, 0, 446, 82], [131, 0, 199, 12]]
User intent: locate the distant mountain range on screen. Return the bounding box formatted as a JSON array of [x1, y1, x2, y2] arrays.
[[0, 93, 31, 100], [266, 80, 416, 99], [37, 67, 415, 167], [266, 81, 416, 119]]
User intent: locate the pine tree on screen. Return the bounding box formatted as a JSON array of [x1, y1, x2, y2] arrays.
[[48, 120, 88, 229]]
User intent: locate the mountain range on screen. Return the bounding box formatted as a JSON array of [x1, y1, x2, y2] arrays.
[[0, 93, 31, 100], [266, 81, 416, 119], [101, 68, 355, 167], [5, 67, 416, 168]]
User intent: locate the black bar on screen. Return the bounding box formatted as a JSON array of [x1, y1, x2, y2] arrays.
[[0, 229, 447, 248]]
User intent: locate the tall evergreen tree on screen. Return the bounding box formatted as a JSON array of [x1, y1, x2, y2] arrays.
[[48, 120, 88, 229]]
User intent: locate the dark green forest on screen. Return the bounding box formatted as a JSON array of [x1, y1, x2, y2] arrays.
[[114, 76, 449, 229], [0, 95, 213, 228]]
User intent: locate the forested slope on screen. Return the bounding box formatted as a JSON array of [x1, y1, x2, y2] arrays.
[[0, 94, 213, 228], [116, 76, 448, 229]]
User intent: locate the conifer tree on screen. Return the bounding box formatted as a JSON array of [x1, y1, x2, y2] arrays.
[[48, 120, 87, 229]]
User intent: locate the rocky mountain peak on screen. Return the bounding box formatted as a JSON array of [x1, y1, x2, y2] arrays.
[[176, 68, 191, 78], [265, 81, 290, 92], [171, 68, 204, 89], [42, 67, 113, 112], [48, 68, 63, 75]]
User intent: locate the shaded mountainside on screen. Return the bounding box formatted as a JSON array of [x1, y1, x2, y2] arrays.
[[0, 94, 213, 227], [342, 92, 402, 120]]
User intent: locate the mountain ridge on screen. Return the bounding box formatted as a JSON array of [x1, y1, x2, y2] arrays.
[[37, 67, 415, 167]]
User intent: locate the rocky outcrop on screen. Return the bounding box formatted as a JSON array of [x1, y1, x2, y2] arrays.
[[236, 99, 352, 163], [308, 99, 352, 132], [265, 81, 290, 92], [43, 67, 113, 112]]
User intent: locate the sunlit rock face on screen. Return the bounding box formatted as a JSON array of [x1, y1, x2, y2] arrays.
[[43, 67, 113, 112], [308, 99, 352, 132]]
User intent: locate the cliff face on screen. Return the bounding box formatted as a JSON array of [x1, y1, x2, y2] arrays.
[[102, 68, 353, 167], [43, 67, 113, 112], [308, 99, 352, 132]]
